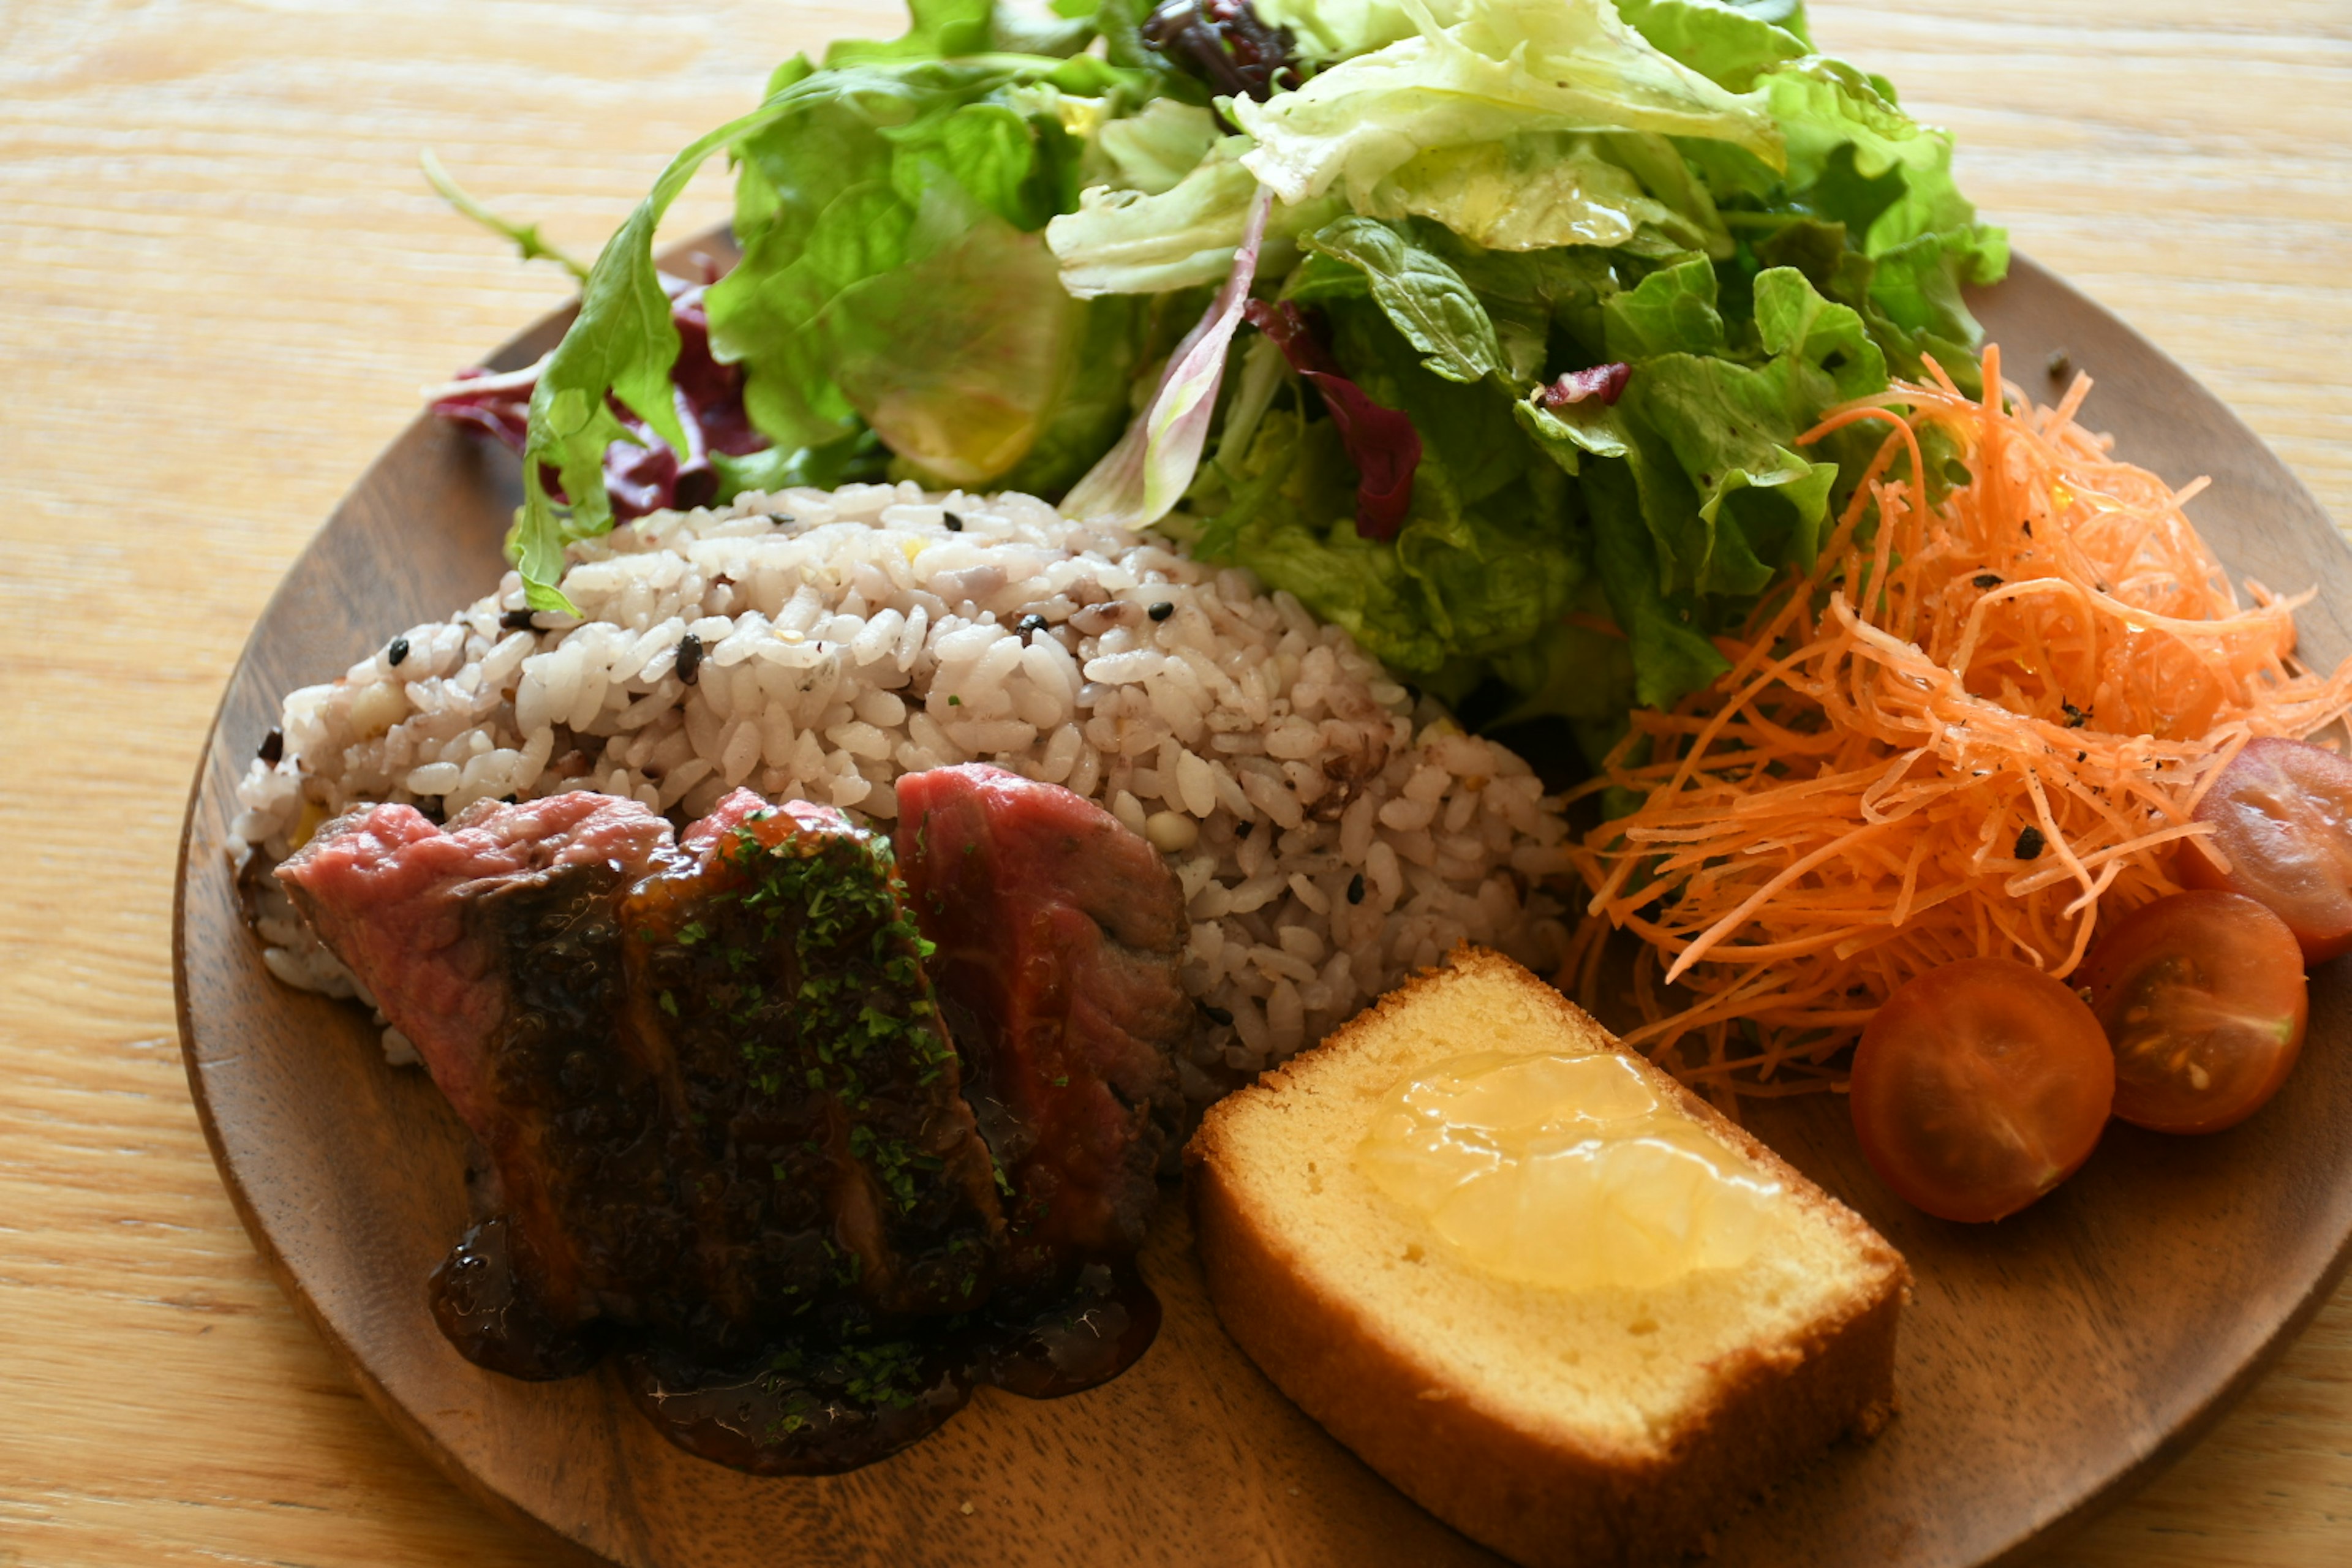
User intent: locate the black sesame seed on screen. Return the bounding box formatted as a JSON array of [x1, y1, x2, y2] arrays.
[[500, 608, 538, 631], [943, 511, 964, 532], [1016, 612, 1048, 636], [257, 728, 284, 765], [2047, 349, 2073, 383], [1347, 872, 1366, 905], [1148, 600, 1175, 622], [1973, 573, 2002, 590], [2021, 519, 2033, 537], [2015, 825, 2047, 861], [677, 631, 704, 687], [386, 636, 410, 666], [1235, 820, 1254, 839], [2077, 751, 2089, 763], [766, 512, 794, 526], [1201, 1003, 1235, 1027]]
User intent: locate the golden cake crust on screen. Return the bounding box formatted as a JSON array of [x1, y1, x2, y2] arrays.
[[1186, 947, 1908, 1568]]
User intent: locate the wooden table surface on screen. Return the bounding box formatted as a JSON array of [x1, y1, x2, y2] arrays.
[[7, 2, 2352, 1563]]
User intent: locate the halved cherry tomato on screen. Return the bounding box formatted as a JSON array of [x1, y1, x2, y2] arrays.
[[2076, 891, 2307, 1134], [1850, 957, 2114, 1223], [2181, 737, 2352, 962]]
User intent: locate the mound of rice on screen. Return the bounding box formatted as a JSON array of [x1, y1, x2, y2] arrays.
[[231, 482, 1575, 1104]]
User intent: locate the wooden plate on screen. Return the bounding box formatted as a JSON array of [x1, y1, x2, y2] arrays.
[[175, 247, 2352, 1568]]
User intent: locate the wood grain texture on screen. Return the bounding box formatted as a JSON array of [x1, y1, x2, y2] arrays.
[[9, 2, 2352, 1564]]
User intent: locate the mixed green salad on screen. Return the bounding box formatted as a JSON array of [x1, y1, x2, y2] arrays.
[[458, 0, 2005, 755]]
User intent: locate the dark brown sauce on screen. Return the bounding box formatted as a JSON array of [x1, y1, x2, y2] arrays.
[[432, 1223, 1160, 1473], [619, 1264, 1160, 1474], [428, 1217, 605, 1381], [974, 1262, 1163, 1400]]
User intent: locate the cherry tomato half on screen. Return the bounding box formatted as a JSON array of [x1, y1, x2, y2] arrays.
[[2076, 891, 2307, 1134], [2182, 737, 2352, 962], [1850, 957, 2114, 1223]]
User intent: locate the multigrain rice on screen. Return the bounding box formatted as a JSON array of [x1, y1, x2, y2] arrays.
[[232, 483, 1575, 1102]]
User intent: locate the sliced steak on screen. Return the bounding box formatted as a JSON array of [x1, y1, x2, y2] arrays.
[[894, 764, 1190, 1291], [277, 788, 1006, 1372], [623, 790, 1003, 1335], [279, 793, 679, 1357]]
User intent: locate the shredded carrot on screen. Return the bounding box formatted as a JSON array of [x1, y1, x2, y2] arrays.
[[1568, 346, 2352, 1102]]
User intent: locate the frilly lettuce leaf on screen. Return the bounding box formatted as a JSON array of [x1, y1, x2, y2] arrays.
[[1363, 133, 1721, 257], [1231, 0, 1784, 211], [1045, 140, 1341, 297], [1096, 97, 1223, 194], [1251, 0, 1458, 58]]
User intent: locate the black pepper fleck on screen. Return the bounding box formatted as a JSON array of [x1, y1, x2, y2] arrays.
[[2062, 702, 2088, 728], [386, 636, 410, 667], [257, 728, 284, 765], [1147, 600, 1175, 622], [2021, 519, 2033, 537], [1973, 573, 2002, 590], [943, 511, 963, 532], [1016, 612, 1048, 636], [2015, 825, 2047, 861], [1347, 872, 1366, 905], [677, 631, 704, 687], [500, 608, 538, 631]]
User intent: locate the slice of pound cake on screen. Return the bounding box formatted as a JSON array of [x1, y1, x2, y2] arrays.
[[1186, 947, 1907, 1568]]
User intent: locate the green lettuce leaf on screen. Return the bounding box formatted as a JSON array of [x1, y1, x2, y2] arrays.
[[512, 45, 1150, 609], [1300, 216, 1505, 383], [1231, 0, 1784, 211], [1601, 252, 1725, 358], [823, 0, 994, 65], [1580, 456, 1730, 706], [1607, 266, 1871, 604], [1612, 0, 1807, 92]]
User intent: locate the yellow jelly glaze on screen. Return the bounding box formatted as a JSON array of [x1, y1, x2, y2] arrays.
[[1352, 1051, 1784, 1291]]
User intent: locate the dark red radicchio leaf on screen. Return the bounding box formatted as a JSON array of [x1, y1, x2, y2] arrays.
[[1242, 299, 1420, 543], [1540, 362, 1631, 408], [431, 271, 770, 522]]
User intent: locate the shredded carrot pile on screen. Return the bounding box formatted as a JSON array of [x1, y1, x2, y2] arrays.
[[1564, 346, 2352, 1106]]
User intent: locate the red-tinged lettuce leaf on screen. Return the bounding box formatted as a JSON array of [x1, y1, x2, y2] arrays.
[[1063, 182, 1275, 526], [1242, 298, 1420, 540]]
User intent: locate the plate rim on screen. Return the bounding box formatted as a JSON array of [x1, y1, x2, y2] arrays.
[[172, 236, 2352, 1568]]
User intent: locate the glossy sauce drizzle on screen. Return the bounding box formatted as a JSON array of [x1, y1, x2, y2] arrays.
[[432, 1233, 1160, 1474], [620, 1264, 1162, 1474]]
